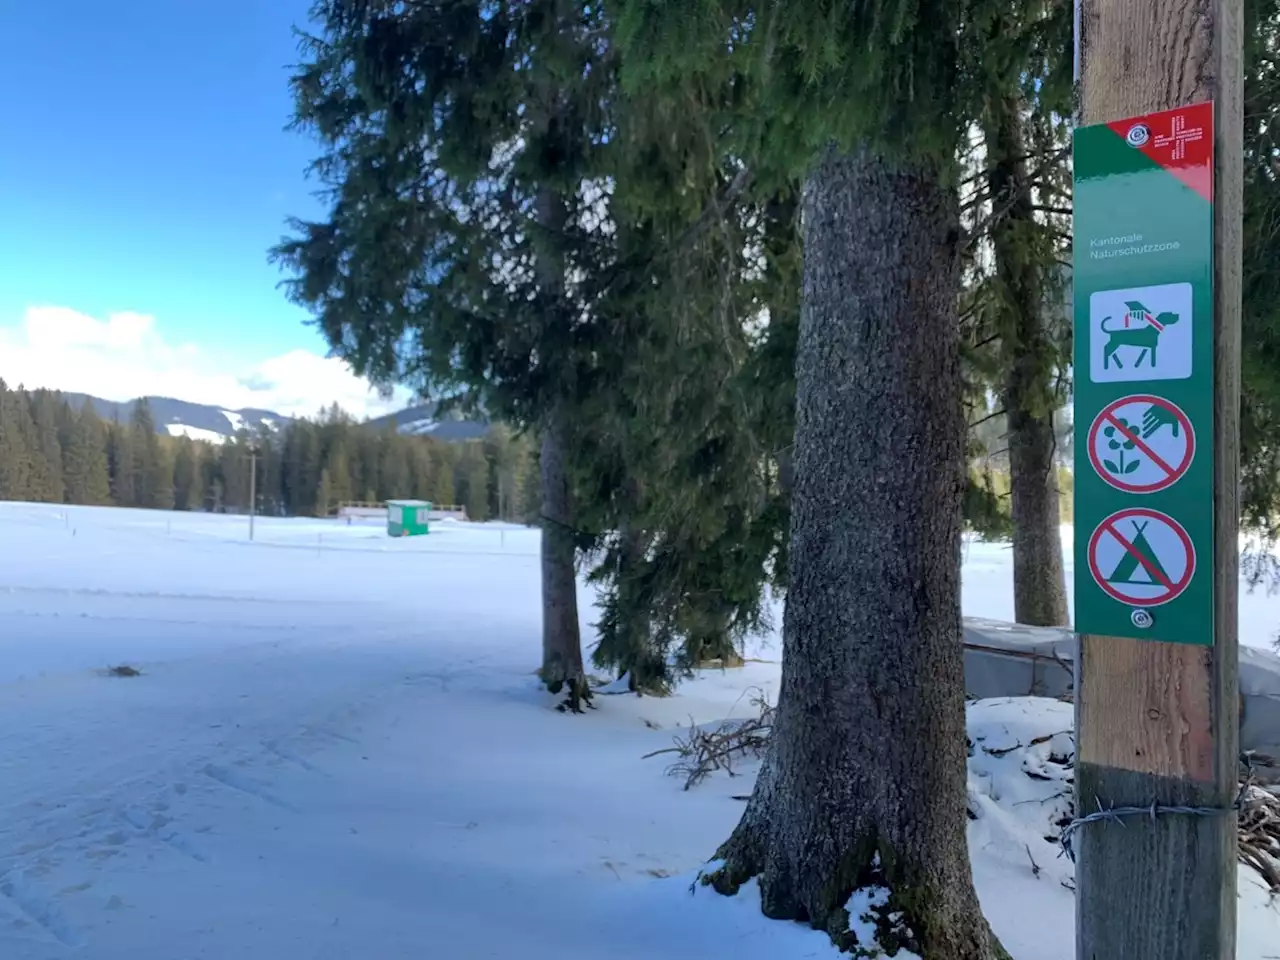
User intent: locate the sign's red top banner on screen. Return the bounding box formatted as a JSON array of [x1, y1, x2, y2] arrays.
[[1106, 102, 1213, 201]]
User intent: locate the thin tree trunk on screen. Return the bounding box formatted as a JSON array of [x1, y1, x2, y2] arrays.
[[1007, 409, 1069, 624], [616, 517, 664, 692], [531, 162, 589, 711], [538, 405, 588, 710], [707, 147, 1002, 958], [987, 96, 1069, 627]]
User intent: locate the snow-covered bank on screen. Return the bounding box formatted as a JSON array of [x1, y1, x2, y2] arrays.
[[1, 502, 1278, 958]]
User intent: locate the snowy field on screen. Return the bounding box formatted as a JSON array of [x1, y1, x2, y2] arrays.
[[1, 500, 1278, 959]]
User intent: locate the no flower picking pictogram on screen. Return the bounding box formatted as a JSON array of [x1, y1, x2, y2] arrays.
[[1087, 395, 1195, 494]]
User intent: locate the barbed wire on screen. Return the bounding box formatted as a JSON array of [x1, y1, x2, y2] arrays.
[[1060, 759, 1256, 863], [1059, 797, 1241, 863]]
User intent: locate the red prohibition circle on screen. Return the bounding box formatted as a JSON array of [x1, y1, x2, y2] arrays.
[[1086, 394, 1195, 494], [1086, 507, 1196, 608]]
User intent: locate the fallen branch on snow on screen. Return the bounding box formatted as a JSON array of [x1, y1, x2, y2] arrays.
[[645, 696, 1280, 891], [1238, 784, 1280, 892], [642, 687, 774, 790]]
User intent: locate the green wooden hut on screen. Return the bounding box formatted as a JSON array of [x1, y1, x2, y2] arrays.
[[386, 499, 432, 537]]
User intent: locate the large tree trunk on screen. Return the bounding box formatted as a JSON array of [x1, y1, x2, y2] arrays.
[[707, 148, 1001, 958], [538, 405, 589, 711], [987, 96, 1070, 627]]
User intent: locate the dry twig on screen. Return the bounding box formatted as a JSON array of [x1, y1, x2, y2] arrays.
[[645, 693, 1280, 891], [1238, 785, 1280, 892], [642, 688, 774, 790]]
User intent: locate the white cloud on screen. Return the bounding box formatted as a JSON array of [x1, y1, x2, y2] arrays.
[[0, 306, 413, 420]]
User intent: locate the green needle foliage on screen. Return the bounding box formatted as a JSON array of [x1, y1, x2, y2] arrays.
[[273, 0, 802, 699], [272, 1, 614, 422], [570, 73, 802, 691], [1243, 0, 1280, 538]]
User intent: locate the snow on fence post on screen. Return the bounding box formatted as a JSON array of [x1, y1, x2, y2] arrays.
[[1072, 1, 1242, 957]]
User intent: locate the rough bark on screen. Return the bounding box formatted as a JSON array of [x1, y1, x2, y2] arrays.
[[706, 147, 1001, 958], [987, 97, 1070, 627], [538, 405, 589, 710]]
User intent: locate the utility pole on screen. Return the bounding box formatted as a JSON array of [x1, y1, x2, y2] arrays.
[[1072, 1, 1242, 958], [248, 445, 258, 542]]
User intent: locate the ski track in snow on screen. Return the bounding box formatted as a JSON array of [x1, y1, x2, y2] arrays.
[[1, 502, 1278, 959]]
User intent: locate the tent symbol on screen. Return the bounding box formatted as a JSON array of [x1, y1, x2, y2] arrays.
[[1087, 507, 1195, 610], [1106, 521, 1170, 585]]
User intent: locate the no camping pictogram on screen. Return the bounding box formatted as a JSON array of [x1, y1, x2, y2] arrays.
[[1087, 508, 1196, 608], [1086, 395, 1195, 493]]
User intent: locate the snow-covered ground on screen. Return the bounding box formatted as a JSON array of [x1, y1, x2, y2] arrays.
[[0, 502, 1277, 959]]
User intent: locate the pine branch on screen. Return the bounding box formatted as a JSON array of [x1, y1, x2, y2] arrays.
[[969, 407, 1008, 429]]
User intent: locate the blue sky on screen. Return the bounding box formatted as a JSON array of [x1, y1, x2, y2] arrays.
[[0, 1, 406, 417]]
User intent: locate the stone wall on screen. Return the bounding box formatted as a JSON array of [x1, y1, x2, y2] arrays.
[[962, 617, 1280, 759]]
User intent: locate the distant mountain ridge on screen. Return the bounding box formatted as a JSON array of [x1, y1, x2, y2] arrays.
[[365, 403, 491, 442], [55, 392, 489, 444], [60, 393, 283, 444]]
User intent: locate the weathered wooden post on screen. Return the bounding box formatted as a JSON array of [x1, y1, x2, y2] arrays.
[[1072, 0, 1242, 957]]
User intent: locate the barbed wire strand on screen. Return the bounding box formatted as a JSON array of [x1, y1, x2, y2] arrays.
[[1060, 758, 1257, 864]]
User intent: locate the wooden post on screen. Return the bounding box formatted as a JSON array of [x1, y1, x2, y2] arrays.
[[1074, 1, 1242, 958]]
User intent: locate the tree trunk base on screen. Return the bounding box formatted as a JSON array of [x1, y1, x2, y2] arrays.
[[538, 664, 594, 713], [624, 669, 673, 697], [703, 817, 1008, 959]]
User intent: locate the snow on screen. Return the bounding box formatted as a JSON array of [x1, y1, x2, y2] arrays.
[[220, 410, 246, 433], [399, 417, 440, 435], [163, 423, 228, 444], [844, 875, 922, 959], [1, 503, 1278, 959]]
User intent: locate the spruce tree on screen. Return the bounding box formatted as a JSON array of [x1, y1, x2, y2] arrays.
[[273, 0, 618, 708], [962, 3, 1073, 625], [108, 422, 138, 507], [0, 379, 34, 501], [517, 446, 542, 524], [323, 441, 353, 507], [172, 437, 205, 511], [573, 179, 800, 690], [484, 424, 523, 520], [27, 389, 66, 503], [1241, 0, 1280, 535], [128, 399, 173, 509], [9, 385, 50, 502], [406, 440, 438, 505], [430, 444, 458, 508], [218, 436, 251, 512], [456, 443, 490, 522], [377, 426, 412, 501], [54, 393, 76, 468], [263, 435, 287, 516], [285, 421, 322, 516], [63, 400, 111, 505], [616, 2, 1002, 953], [316, 467, 334, 518]]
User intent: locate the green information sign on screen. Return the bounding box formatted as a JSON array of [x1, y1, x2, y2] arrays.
[[1072, 102, 1215, 645]]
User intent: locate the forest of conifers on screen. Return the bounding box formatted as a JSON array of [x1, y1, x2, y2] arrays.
[[0, 381, 538, 523]]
